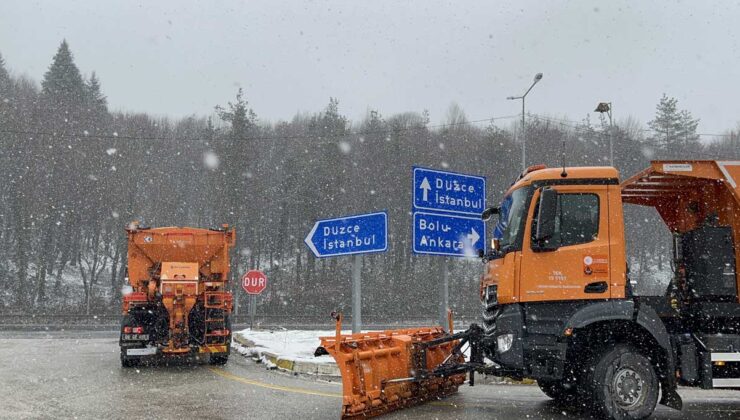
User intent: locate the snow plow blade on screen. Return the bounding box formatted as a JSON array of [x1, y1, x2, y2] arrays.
[[315, 321, 472, 419]]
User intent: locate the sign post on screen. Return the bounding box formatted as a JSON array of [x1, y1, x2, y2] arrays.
[[250, 295, 256, 330], [412, 167, 486, 331], [241, 270, 267, 330], [305, 211, 388, 333], [439, 258, 449, 333], [352, 254, 362, 333]]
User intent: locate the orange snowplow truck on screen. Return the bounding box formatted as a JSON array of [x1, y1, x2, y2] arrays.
[[120, 224, 235, 367], [317, 160, 740, 419]]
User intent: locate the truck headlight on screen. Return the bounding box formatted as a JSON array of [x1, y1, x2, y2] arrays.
[[486, 285, 498, 305], [497, 333, 514, 353]]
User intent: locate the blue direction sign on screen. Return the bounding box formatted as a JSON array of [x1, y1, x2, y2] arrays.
[[413, 167, 486, 216], [413, 212, 485, 257], [304, 211, 388, 258]]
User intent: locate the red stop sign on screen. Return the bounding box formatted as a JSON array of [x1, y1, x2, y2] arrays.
[[241, 270, 267, 295]]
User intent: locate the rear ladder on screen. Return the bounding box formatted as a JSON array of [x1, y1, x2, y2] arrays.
[[204, 292, 230, 346]]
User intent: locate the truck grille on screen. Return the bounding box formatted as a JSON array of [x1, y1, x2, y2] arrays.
[[482, 285, 500, 335]]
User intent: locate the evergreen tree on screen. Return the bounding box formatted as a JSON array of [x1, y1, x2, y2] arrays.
[[0, 52, 11, 122], [310, 97, 348, 137], [0, 51, 10, 95], [36, 40, 92, 310], [0, 52, 11, 134], [647, 94, 700, 155], [85, 72, 107, 113], [214, 88, 259, 272], [215, 87, 257, 136], [41, 40, 86, 106]]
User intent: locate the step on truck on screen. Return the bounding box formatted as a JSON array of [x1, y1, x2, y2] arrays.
[[316, 160, 740, 419], [120, 224, 235, 367]]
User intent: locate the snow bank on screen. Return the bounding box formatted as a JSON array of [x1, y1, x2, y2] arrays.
[[235, 328, 342, 363]]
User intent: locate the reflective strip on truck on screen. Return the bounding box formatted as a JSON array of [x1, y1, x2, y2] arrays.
[[711, 352, 740, 362], [713, 378, 740, 388]]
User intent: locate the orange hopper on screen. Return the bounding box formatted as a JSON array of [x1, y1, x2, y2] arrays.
[[124, 225, 235, 355]]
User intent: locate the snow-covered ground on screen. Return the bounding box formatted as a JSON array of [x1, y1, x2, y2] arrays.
[[233, 328, 506, 382], [235, 328, 473, 363], [235, 328, 341, 364]]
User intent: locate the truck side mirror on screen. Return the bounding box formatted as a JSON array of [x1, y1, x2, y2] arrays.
[[535, 188, 558, 244], [481, 206, 499, 221]]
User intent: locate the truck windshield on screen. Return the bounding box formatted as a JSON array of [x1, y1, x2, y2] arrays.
[[494, 186, 533, 252]]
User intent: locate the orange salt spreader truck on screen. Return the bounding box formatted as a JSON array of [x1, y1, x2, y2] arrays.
[[316, 160, 740, 419], [119, 224, 235, 367]]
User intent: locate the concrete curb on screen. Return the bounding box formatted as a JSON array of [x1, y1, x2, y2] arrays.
[[231, 331, 534, 385], [231, 332, 341, 378]]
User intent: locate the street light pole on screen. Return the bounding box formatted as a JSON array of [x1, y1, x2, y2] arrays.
[[508, 73, 543, 172], [594, 102, 614, 166], [521, 97, 525, 171]]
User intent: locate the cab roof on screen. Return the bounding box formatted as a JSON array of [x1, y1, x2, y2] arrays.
[[507, 165, 619, 194]]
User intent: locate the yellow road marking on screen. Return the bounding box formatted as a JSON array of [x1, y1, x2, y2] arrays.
[[208, 367, 342, 399], [209, 368, 740, 415]]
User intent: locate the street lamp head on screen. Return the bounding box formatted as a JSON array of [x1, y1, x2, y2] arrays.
[[506, 96, 517, 100], [534, 73, 543, 82], [595, 102, 611, 113]]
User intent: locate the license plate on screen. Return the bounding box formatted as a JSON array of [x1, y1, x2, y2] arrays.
[[127, 347, 157, 356], [122, 334, 149, 341]]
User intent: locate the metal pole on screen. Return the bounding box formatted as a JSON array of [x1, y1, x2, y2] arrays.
[[233, 270, 239, 316], [439, 258, 449, 332], [521, 97, 526, 171], [509, 73, 542, 172], [352, 254, 362, 334], [609, 105, 614, 166], [250, 294, 256, 330]]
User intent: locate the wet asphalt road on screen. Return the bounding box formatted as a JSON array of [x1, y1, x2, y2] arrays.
[[0, 331, 738, 419]]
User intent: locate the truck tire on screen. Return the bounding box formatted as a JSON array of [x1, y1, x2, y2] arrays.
[[210, 354, 229, 365], [120, 349, 138, 368], [586, 345, 658, 420], [120, 315, 138, 368], [537, 379, 578, 402], [225, 315, 232, 354]]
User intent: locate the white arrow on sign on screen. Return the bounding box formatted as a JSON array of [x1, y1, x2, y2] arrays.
[[420, 177, 431, 201], [467, 228, 480, 246], [304, 222, 320, 257]]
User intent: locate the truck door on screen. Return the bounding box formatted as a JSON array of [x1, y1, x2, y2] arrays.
[[518, 185, 611, 302]]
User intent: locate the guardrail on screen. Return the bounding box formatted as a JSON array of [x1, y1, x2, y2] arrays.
[[0, 313, 480, 328]]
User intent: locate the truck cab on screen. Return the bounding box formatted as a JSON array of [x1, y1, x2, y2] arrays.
[[480, 161, 740, 419], [481, 166, 626, 306]]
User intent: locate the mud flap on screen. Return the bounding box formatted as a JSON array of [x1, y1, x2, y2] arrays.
[[659, 380, 683, 410], [316, 327, 466, 419]]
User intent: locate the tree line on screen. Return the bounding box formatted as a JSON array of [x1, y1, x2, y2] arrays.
[[0, 41, 738, 320]]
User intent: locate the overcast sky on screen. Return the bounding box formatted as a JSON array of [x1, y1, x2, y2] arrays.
[[1, 0, 738, 136]]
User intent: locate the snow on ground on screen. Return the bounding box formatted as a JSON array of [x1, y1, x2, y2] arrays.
[[235, 328, 473, 364], [235, 328, 343, 363]]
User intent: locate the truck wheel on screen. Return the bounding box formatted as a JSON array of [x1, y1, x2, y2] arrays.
[[210, 355, 229, 365], [587, 345, 658, 420], [120, 350, 138, 368], [225, 315, 232, 355], [537, 379, 578, 402]]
